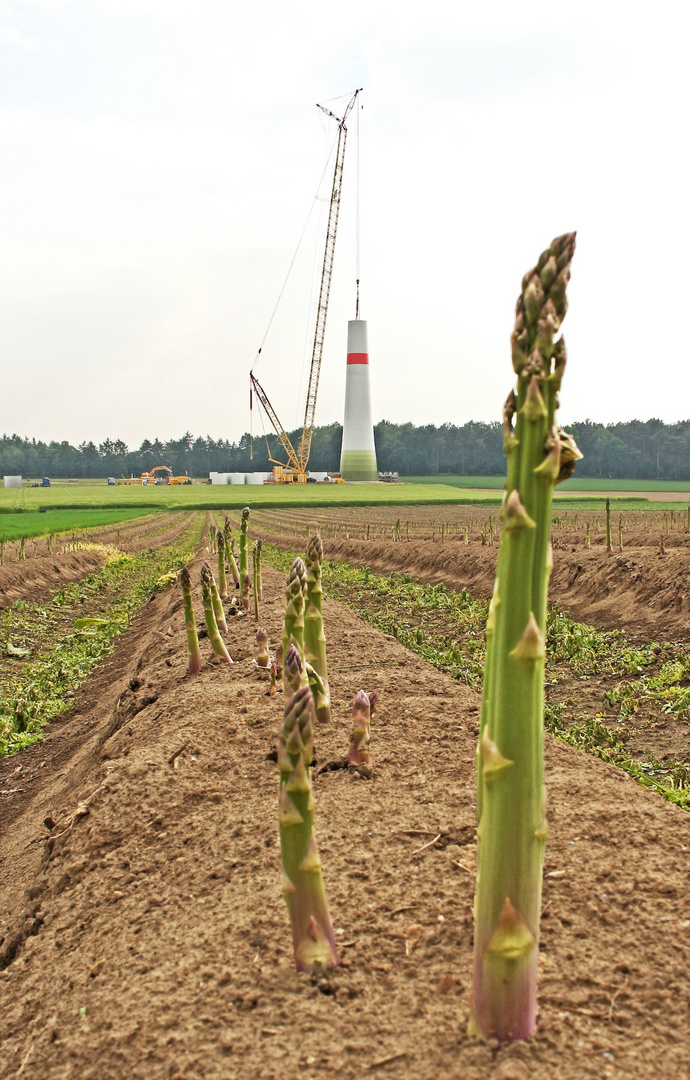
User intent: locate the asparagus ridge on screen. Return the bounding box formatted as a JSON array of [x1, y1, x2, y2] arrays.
[[471, 233, 580, 1043], [200, 562, 232, 663], [180, 565, 202, 675], [304, 532, 331, 721], [278, 684, 338, 972]]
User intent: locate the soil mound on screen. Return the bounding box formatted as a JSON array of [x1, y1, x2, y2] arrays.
[[0, 565, 688, 1079]]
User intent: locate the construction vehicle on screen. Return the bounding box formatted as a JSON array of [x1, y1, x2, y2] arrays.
[[118, 466, 192, 486], [250, 89, 361, 483]]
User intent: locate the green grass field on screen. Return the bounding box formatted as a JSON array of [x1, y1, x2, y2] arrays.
[[1, 481, 687, 520], [403, 474, 690, 493], [0, 508, 152, 542]]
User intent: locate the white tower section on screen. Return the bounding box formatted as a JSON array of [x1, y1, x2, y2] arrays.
[[339, 320, 378, 481]]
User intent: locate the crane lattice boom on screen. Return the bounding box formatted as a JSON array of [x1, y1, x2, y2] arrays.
[[250, 89, 361, 483]]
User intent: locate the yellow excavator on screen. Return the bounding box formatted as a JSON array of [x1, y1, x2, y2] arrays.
[[249, 89, 361, 483], [119, 466, 192, 486]]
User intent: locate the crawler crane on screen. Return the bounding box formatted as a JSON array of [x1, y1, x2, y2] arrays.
[[250, 89, 361, 483]]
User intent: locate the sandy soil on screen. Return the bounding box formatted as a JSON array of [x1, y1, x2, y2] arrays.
[[242, 507, 690, 640], [1, 554, 688, 1080], [0, 513, 194, 610]]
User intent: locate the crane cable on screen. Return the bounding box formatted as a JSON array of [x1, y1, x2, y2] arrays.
[[251, 131, 339, 375]]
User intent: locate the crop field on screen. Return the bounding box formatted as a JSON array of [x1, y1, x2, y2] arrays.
[[404, 474, 690, 494], [0, 508, 152, 542], [0, 503, 688, 1078]]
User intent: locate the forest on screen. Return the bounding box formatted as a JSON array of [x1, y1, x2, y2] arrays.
[[1, 417, 689, 481]]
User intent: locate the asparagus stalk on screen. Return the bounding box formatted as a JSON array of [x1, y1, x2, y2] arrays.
[[269, 660, 277, 696], [217, 529, 228, 599], [284, 641, 304, 697], [255, 627, 270, 667], [605, 497, 612, 553], [304, 532, 331, 722], [347, 690, 371, 766], [278, 683, 338, 972], [282, 557, 308, 693], [210, 573, 228, 635], [228, 538, 240, 587], [255, 538, 263, 600], [239, 506, 250, 581], [241, 574, 251, 612], [200, 562, 232, 663], [253, 540, 260, 621], [180, 565, 202, 675], [470, 233, 581, 1043]]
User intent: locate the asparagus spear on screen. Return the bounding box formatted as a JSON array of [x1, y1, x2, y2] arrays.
[[217, 529, 228, 599], [255, 537, 263, 601], [240, 574, 251, 612], [200, 562, 232, 663], [180, 565, 202, 675], [253, 541, 260, 621], [278, 684, 338, 972], [228, 538, 240, 587], [210, 572, 228, 635], [255, 627, 270, 668], [284, 642, 304, 697], [239, 506, 250, 581], [347, 690, 371, 766], [282, 557, 308, 693], [470, 233, 581, 1043], [304, 532, 331, 722]]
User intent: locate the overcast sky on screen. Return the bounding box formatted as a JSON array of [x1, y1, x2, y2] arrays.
[[1, 0, 688, 449]]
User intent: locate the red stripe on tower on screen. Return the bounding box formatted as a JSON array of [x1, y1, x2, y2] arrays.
[[347, 352, 369, 365]]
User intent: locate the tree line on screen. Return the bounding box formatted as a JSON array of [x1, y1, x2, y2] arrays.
[[1, 418, 689, 481]]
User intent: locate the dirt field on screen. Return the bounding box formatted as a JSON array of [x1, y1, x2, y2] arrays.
[[0, 513, 194, 610], [1, 515, 688, 1079], [242, 505, 690, 639]]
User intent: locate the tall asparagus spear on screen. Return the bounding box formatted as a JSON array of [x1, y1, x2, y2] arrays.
[[253, 540, 260, 621], [255, 537, 263, 601], [470, 233, 581, 1043], [278, 684, 338, 972], [239, 506, 250, 581], [210, 571, 228, 635], [200, 562, 232, 663], [217, 529, 228, 599], [282, 557, 308, 694], [304, 532, 331, 722], [180, 565, 202, 675], [228, 538, 240, 587]]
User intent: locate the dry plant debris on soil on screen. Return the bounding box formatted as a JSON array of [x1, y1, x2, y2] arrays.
[[0, 517, 688, 1080]]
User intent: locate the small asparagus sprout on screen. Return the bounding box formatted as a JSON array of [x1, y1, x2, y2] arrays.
[[618, 514, 623, 552], [284, 642, 304, 697], [228, 538, 240, 587], [282, 557, 308, 692], [278, 684, 338, 972], [269, 660, 277, 696], [180, 566, 202, 675], [239, 506, 250, 581], [304, 532, 331, 721], [241, 574, 251, 612], [471, 233, 581, 1043], [252, 541, 260, 621], [255, 626, 270, 667], [200, 562, 232, 663], [605, 497, 612, 553], [348, 690, 372, 766], [217, 529, 228, 599]]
